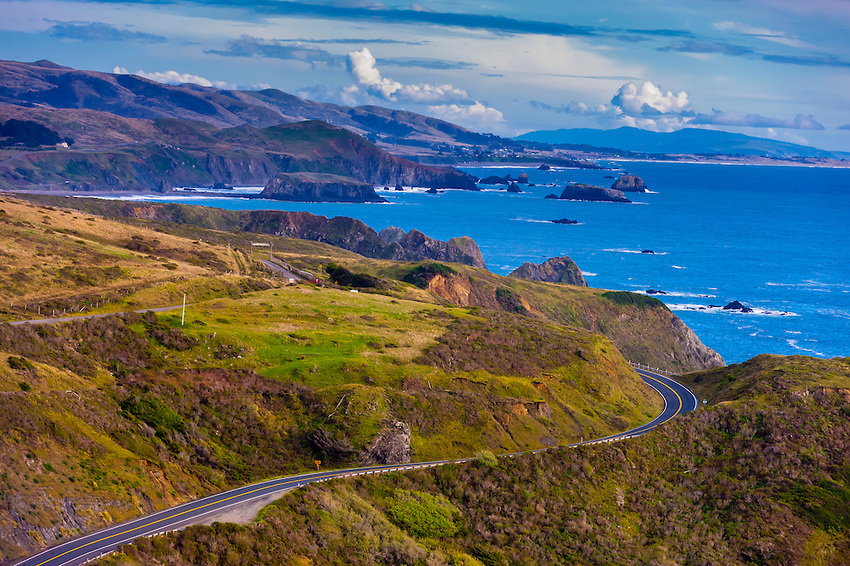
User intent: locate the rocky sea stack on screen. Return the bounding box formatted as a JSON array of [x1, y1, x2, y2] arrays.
[[509, 256, 587, 286], [558, 183, 631, 203], [611, 174, 648, 193], [260, 172, 386, 203]]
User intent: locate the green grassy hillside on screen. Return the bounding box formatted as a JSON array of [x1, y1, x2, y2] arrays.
[[97, 355, 850, 566], [0, 197, 671, 562], [679, 354, 850, 405]]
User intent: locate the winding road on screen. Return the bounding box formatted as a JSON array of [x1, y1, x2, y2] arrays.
[[12, 366, 696, 566]]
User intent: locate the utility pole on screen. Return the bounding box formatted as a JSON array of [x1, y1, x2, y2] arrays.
[[181, 293, 186, 326]]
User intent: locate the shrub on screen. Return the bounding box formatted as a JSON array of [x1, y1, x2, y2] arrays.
[[495, 287, 527, 314], [402, 263, 456, 289], [387, 490, 460, 538], [8, 356, 35, 372], [601, 290, 667, 309], [324, 262, 383, 288]]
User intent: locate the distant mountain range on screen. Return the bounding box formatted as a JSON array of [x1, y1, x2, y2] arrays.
[[0, 59, 483, 195], [516, 126, 848, 160], [0, 59, 491, 151]]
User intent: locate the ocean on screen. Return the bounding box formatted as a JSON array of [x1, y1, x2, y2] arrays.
[[107, 161, 850, 365]]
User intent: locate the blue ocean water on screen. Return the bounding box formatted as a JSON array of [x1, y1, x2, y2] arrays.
[[114, 162, 850, 365]]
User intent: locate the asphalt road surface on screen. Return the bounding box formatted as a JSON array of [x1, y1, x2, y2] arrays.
[[7, 306, 183, 327], [12, 368, 697, 566]]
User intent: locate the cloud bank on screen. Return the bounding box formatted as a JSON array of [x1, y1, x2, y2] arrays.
[[533, 80, 823, 133], [48, 21, 165, 43], [112, 67, 233, 89]]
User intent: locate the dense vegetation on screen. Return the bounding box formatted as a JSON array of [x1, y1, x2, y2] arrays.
[[97, 356, 850, 566], [0, 119, 72, 148], [0, 196, 678, 563]]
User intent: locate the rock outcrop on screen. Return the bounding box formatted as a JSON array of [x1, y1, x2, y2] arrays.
[[509, 256, 587, 286], [611, 174, 648, 192], [558, 183, 631, 203], [507, 182, 522, 193], [723, 300, 754, 313], [378, 227, 487, 268], [447, 236, 486, 269], [360, 422, 411, 465], [260, 172, 386, 203]]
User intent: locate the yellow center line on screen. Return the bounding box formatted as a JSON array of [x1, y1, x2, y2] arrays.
[[30, 375, 687, 566], [640, 372, 684, 428], [35, 471, 338, 566]]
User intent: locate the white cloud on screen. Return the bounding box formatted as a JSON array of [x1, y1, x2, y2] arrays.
[[428, 102, 505, 125], [346, 47, 470, 104], [713, 20, 814, 49], [112, 66, 234, 89], [611, 81, 692, 116]]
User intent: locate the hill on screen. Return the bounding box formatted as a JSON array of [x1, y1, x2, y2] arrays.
[[516, 126, 845, 159], [0, 116, 477, 194], [0, 59, 493, 153], [0, 195, 724, 562], [91, 355, 850, 566]]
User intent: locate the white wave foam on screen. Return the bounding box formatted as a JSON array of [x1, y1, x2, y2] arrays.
[[766, 280, 849, 291], [633, 289, 715, 298], [786, 339, 825, 357], [512, 217, 583, 225], [582, 272, 598, 277], [667, 304, 799, 317], [671, 265, 687, 269], [604, 248, 668, 255]]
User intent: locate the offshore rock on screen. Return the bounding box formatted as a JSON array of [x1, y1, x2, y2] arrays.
[[558, 183, 631, 203], [361, 422, 411, 465], [509, 256, 587, 286], [723, 300, 754, 313], [259, 172, 386, 203], [611, 174, 648, 192], [507, 182, 522, 193]]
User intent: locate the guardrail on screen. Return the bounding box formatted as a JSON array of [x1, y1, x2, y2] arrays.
[[629, 361, 677, 376]]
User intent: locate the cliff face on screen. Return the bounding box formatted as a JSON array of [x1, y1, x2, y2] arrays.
[[421, 269, 723, 372], [559, 183, 631, 203], [260, 172, 387, 203], [509, 256, 587, 286], [0, 119, 478, 194]]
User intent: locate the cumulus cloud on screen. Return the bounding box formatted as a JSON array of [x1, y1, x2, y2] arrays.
[[344, 47, 503, 129], [112, 67, 234, 89], [611, 81, 692, 116], [533, 80, 822, 134], [428, 102, 504, 124], [347, 47, 471, 104]]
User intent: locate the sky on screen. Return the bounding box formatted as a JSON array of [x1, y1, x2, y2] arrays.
[[2, 0, 850, 151]]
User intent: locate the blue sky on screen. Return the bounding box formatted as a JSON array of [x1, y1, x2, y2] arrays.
[[3, 0, 850, 150]]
